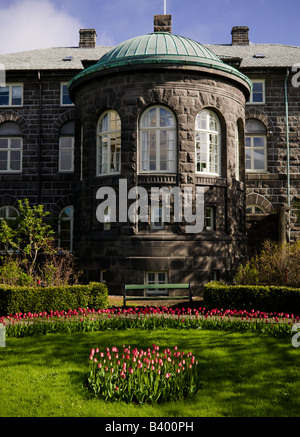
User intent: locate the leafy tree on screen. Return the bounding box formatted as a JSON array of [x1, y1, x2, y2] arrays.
[[0, 199, 55, 275]]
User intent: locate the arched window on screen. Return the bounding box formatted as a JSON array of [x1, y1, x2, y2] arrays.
[[245, 119, 267, 172], [58, 206, 74, 252], [0, 205, 19, 220], [139, 106, 176, 173], [59, 121, 75, 172], [246, 205, 266, 214], [195, 109, 221, 175], [0, 122, 22, 173], [97, 110, 121, 175]]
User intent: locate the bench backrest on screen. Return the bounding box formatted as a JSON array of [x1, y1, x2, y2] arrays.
[[125, 283, 190, 291]]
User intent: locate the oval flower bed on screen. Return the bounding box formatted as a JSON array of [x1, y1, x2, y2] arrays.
[[87, 343, 200, 404]]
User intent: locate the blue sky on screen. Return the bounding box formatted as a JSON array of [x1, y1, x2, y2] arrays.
[[0, 0, 299, 54]]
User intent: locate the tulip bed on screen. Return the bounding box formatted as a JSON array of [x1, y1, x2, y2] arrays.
[[0, 305, 298, 339], [87, 344, 200, 404]]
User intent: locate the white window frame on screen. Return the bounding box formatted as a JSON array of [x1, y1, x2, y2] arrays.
[[58, 206, 74, 252], [60, 82, 74, 106], [195, 109, 221, 176], [139, 106, 177, 174], [247, 80, 265, 104], [96, 110, 121, 176], [245, 135, 267, 173], [235, 124, 240, 181], [0, 137, 22, 173], [145, 271, 168, 296], [59, 136, 74, 172], [0, 83, 23, 107], [150, 204, 165, 230], [205, 206, 216, 231]]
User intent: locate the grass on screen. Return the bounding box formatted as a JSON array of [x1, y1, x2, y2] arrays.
[[0, 328, 299, 417]]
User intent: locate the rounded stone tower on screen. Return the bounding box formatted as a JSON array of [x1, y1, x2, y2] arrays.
[[69, 15, 251, 294]]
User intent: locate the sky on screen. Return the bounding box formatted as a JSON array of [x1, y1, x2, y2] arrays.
[[0, 0, 300, 54]]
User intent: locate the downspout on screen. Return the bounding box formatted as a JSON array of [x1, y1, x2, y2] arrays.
[[38, 71, 42, 204], [284, 68, 290, 241]]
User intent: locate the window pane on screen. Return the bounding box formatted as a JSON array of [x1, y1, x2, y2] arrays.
[[253, 149, 265, 170], [10, 138, 21, 149], [147, 273, 155, 284], [158, 272, 166, 284], [11, 86, 22, 105], [253, 137, 265, 148], [62, 84, 72, 105], [142, 108, 156, 128], [0, 87, 9, 105], [0, 139, 8, 148]]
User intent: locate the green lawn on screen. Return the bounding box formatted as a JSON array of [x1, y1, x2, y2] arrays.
[[0, 329, 299, 417]]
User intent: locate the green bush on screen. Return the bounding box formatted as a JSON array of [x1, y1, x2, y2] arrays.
[[235, 240, 300, 287], [0, 282, 108, 316], [203, 282, 300, 315]]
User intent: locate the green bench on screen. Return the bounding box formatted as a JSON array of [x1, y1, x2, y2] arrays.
[[123, 283, 193, 307]]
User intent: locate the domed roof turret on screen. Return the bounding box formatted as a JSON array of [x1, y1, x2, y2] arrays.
[[69, 17, 252, 92]]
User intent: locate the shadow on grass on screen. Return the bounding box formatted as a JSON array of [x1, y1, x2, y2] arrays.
[[2, 329, 299, 417]]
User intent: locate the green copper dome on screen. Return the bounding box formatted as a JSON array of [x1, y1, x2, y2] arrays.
[[69, 32, 252, 89]]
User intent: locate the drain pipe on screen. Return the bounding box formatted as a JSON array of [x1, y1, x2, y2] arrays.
[[284, 68, 291, 241]]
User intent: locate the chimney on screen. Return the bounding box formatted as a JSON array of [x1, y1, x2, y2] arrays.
[[79, 29, 97, 48], [231, 26, 249, 45], [154, 15, 172, 32]]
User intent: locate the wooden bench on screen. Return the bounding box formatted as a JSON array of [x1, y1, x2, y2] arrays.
[[123, 283, 193, 307]]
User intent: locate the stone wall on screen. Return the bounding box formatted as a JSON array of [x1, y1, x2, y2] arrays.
[[244, 70, 300, 243], [0, 71, 77, 227], [72, 65, 248, 293]]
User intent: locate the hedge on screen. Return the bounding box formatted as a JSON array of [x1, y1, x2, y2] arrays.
[[0, 282, 108, 316], [203, 282, 300, 316]]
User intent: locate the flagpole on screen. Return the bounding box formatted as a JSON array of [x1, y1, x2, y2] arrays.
[[164, 0, 167, 14]]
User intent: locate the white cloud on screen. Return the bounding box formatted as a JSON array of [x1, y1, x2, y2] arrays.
[[0, 0, 83, 54]]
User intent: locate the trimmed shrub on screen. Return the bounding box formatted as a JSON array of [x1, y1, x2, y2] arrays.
[[0, 282, 108, 316], [203, 282, 300, 315]]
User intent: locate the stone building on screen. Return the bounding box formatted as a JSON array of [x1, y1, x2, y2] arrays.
[[0, 15, 299, 294]]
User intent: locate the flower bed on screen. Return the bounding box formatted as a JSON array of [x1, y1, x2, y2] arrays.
[[1, 306, 298, 338], [87, 343, 200, 404]]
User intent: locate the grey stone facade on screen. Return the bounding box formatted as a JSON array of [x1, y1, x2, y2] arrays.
[[0, 17, 299, 294]]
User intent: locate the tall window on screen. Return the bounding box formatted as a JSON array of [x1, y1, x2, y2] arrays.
[[60, 83, 73, 106], [247, 80, 265, 104], [139, 106, 176, 173], [58, 206, 74, 252], [205, 206, 216, 231], [0, 122, 22, 173], [59, 121, 75, 172], [245, 119, 267, 172], [97, 110, 121, 175], [195, 109, 221, 175], [0, 84, 23, 106], [235, 124, 240, 181]]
